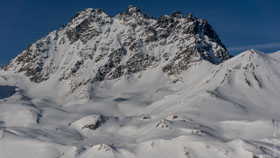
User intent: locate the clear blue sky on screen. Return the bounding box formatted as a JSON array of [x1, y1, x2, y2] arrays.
[[1, 0, 280, 65]]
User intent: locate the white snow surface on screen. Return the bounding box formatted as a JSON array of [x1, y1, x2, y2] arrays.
[[0, 6, 279, 158], [0, 49, 280, 158]]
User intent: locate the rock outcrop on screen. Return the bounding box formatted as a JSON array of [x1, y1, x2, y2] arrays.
[[1, 5, 230, 92]]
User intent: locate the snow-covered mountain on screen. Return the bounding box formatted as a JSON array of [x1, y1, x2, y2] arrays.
[[0, 6, 280, 158], [1, 5, 229, 103]]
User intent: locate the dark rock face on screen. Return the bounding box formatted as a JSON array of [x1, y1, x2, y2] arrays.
[[186, 13, 195, 22], [124, 5, 141, 16], [2, 5, 230, 92], [171, 11, 184, 19], [157, 15, 175, 28], [14, 39, 51, 83], [66, 9, 112, 44]]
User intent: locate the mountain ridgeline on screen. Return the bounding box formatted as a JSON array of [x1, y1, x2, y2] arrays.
[[1, 5, 280, 158], [1, 5, 230, 92]]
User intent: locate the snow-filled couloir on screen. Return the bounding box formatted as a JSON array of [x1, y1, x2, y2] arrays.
[[0, 5, 279, 158]]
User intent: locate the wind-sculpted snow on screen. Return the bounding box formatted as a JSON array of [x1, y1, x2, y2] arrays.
[[0, 5, 280, 158]]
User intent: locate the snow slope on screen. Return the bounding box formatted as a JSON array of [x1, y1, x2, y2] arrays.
[[0, 5, 229, 104], [0, 6, 279, 158], [0, 49, 279, 158]]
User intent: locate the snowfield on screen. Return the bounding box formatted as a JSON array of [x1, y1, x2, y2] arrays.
[[0, 50, 280, 158], [0, 5, 280, 158]]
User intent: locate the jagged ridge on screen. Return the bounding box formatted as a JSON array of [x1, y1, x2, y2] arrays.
[[1, 5, 230, 92]]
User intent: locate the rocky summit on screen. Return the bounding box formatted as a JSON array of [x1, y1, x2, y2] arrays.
[[1, 5, 279, 158], [2, 5, 229, 93]]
